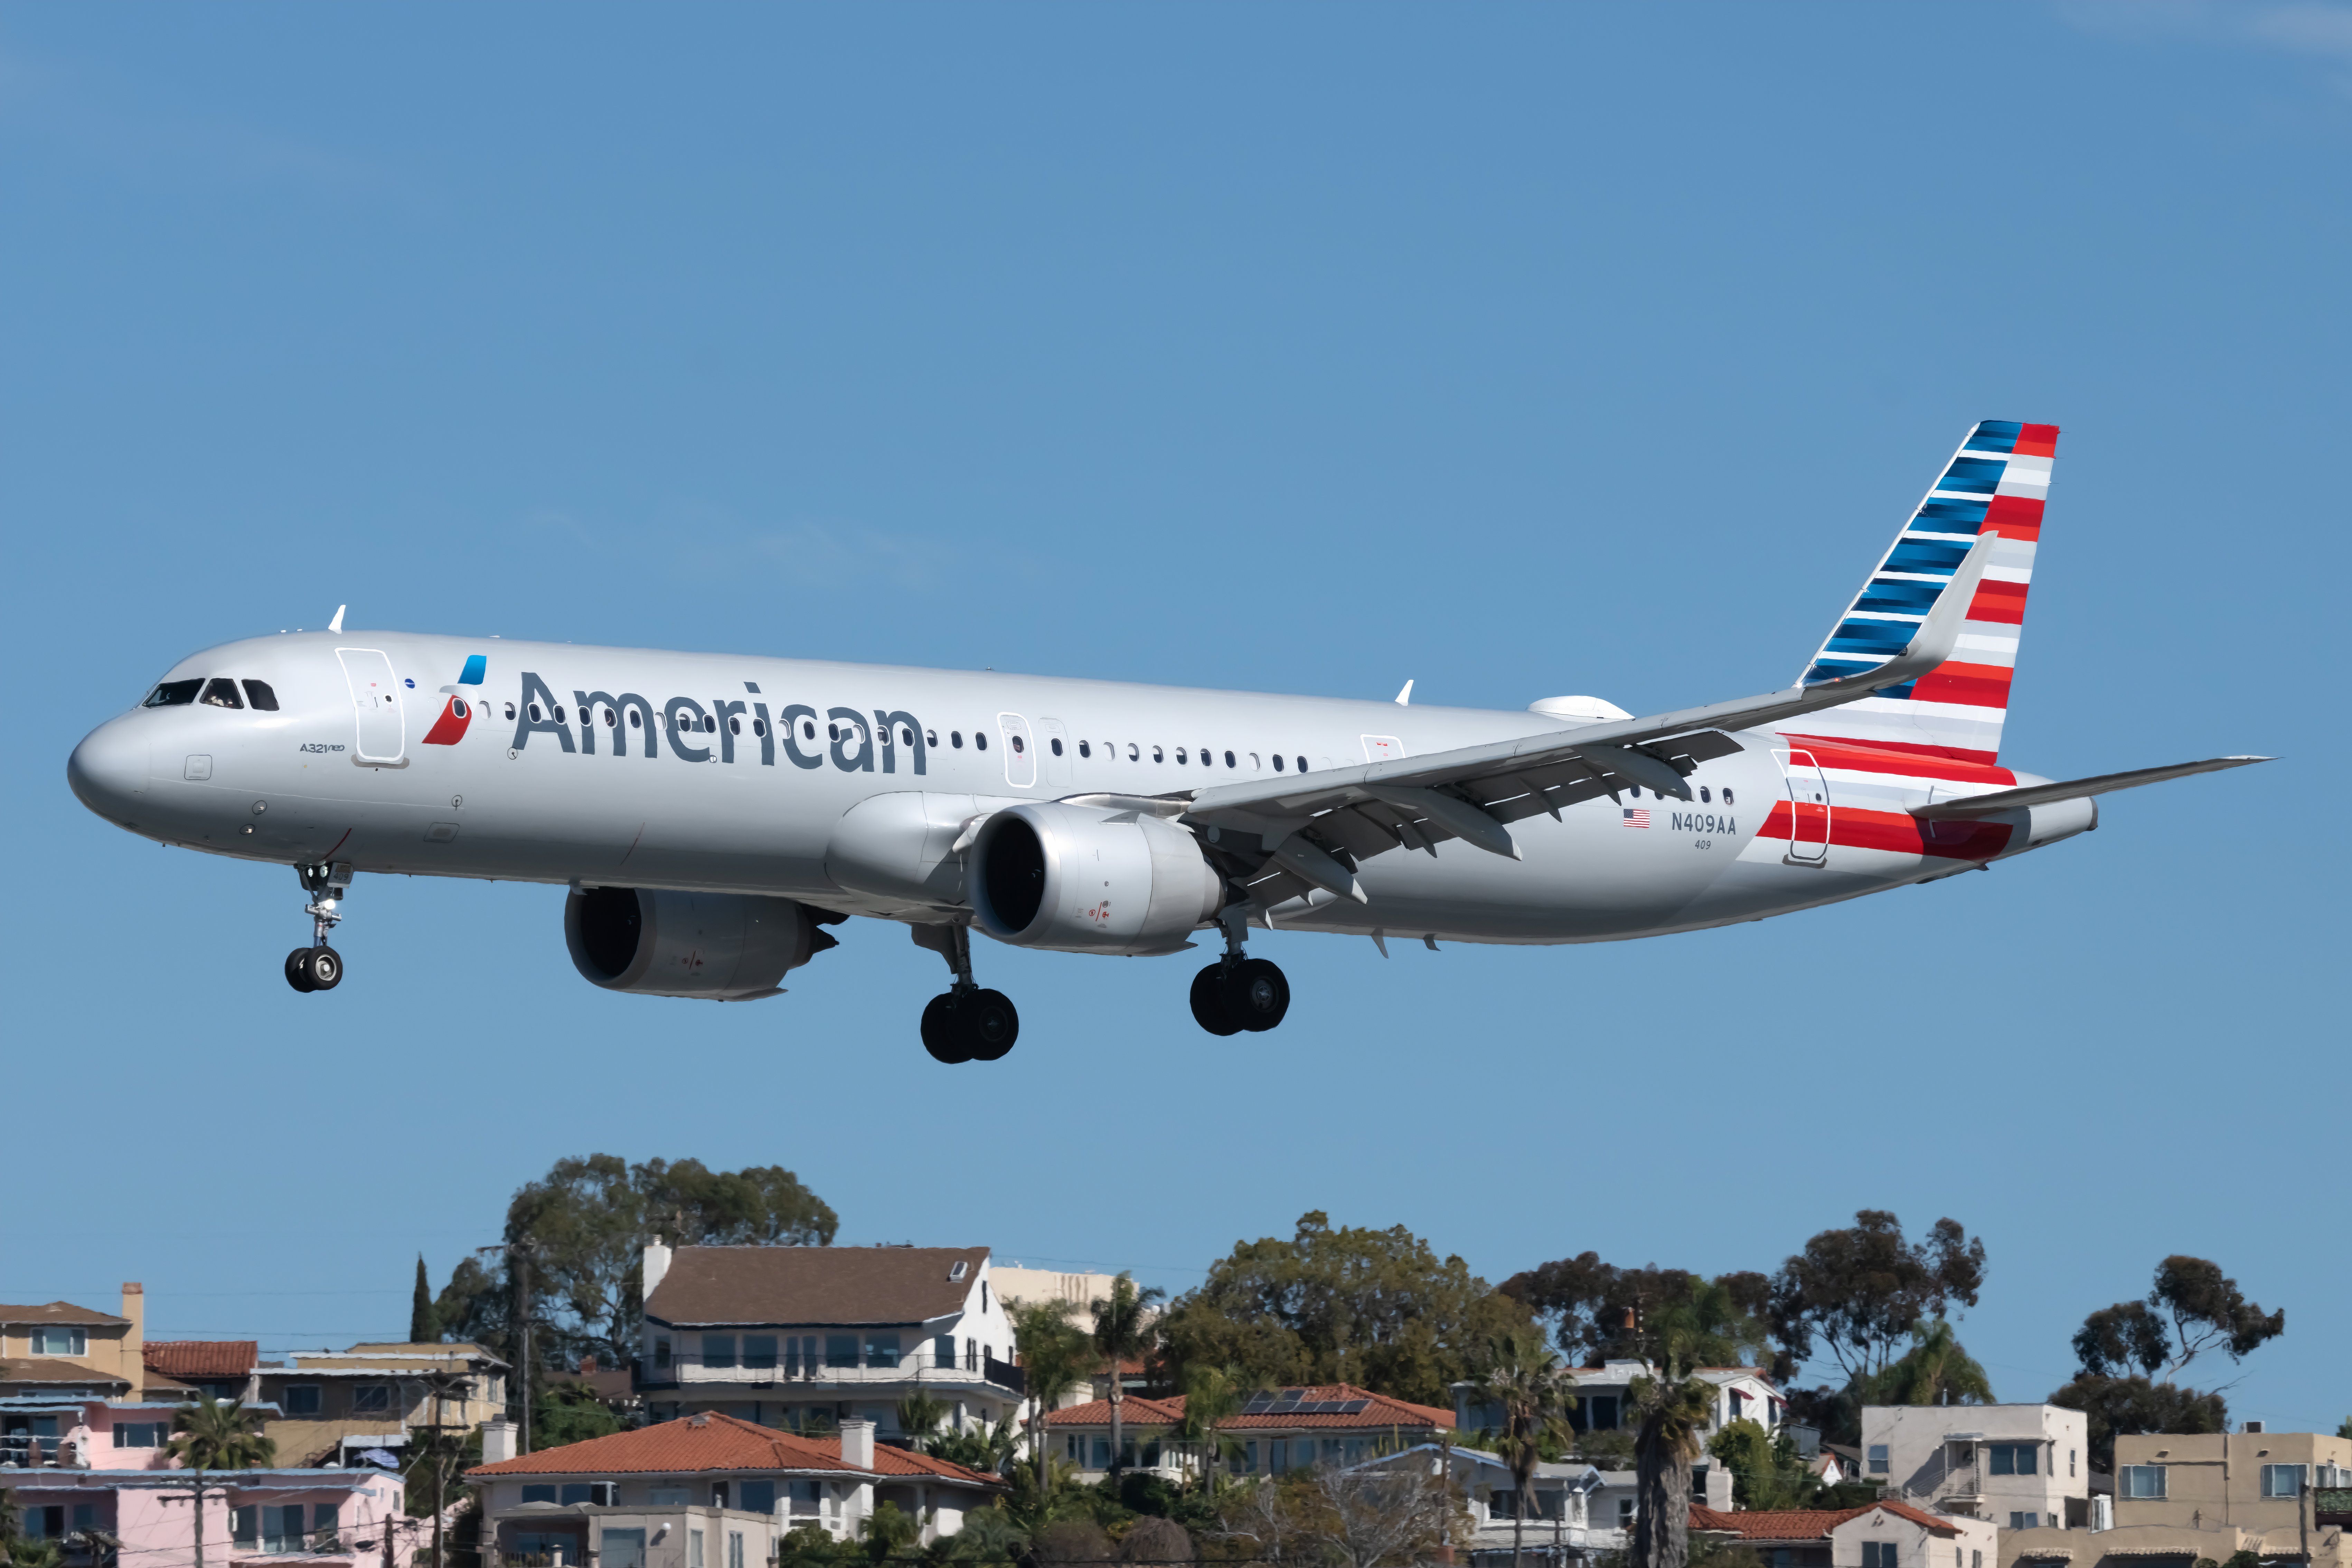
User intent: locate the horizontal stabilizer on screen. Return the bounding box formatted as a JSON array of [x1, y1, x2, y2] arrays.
[[1911, 755, 2273, 819]]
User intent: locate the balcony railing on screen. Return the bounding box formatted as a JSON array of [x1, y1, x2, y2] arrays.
[[0, 1435, 64, 1465], [641, 1351, 1022, 1396]]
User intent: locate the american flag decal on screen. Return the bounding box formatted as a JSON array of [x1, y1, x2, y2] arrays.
[[1622, 808, 1651, 829]]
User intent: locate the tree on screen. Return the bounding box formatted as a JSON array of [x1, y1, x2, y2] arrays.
[[1708, 1419, 1822, 1512], [1156, 1212, 1535, 1408], [858, 1501, 921, 1560], [534, 1379, 625, 1447], [426, 1154, 837, 1370], [2048, 1374, 2227, 1471], [897, 1386, 953, 1451], [2072, 1258, 2283, 1381], [1174, 1365, 1248, 1500], [412, 1255, 439, 1343], [166, 1399, 275, 1568], [1469, 1331, 1574, 1568], [927, 1415, 1021, 1475], [1769, 1212, 1986, 1384], [1091, 1274, 1166, 1481], [1630, 1374, 1712, 1568], [1864, 1320, 1994, 1408], [1502, 1257, 1778, 1373], [1012, 1299, 1092, 1509]]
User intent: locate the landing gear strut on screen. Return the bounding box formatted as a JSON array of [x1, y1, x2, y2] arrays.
[[912, 923, 1018, 1064], [285, 861, 351, 994], [1190, 909, 1289, 1035]]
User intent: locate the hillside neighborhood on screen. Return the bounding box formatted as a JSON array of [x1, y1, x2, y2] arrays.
[[2, 1164, 2332, 1568]]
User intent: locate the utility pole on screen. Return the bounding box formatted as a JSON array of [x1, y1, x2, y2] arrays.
[[517, 1246, 534, 1457]]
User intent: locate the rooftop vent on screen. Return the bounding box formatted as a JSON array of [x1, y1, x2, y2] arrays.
[[2243, 1421, 2265, 1434]]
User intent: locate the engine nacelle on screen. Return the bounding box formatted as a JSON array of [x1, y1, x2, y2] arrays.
[[564, 887, 830, 1000], [970, 802, 1225, 955]]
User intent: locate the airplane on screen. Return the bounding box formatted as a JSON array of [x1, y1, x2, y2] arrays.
[[67, 420, 2266, 1062]]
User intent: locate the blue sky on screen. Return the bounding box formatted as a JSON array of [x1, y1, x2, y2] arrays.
[[6, 4, 2346, 1430]]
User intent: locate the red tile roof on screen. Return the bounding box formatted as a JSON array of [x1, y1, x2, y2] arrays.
[[1045, 1384, 1453, 1433], [1690, 1504, 1960, 1541], [466, 1413, 1000, 1488], [146, 1342, 260, 1379]]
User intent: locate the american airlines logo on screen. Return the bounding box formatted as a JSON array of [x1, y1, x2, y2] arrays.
[[507, 671, 928, 775]]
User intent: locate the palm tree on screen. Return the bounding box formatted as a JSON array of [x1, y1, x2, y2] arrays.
[[1088, 1273, 1165, 1482], [1866, 1321, 1994, 1408], [1010, 1299, 1091, 1508], [896, 1385, 952, 1449], [1174, 1365, 1248, 1500], [1469, 1331, 1575, 1568], [1629, 1374, 1712, 1568], [166, 1398, 275, 1568]]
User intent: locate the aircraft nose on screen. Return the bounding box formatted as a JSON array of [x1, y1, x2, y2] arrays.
[[68, 716, 151, 820]]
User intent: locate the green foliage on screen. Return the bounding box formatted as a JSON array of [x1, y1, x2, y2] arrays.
[[2073, 1258, 2284, 1381], [859, 1502, 922, 1560], [2220, 1552, 2259, 1568], [1770, 1211, 1987, 1384], [412, 1255, 439, 1344], [926, 1415, 1020, 1475], [1502, 1258, 1779, 1374], [433, 1154, 837, 1369], [1860, 1321, 1994, 1408], [1471, 1328, 1576, 1562], [2047, 1373, 2227, 1471], [1574, 1428, 1637, 1467], [1174, 1365, 1249, 1498], [403, 1423, 483, 1520], [9, 1540, 63, 1568], [1156, 1211, 1535, 1408], [2339, 1417, 2352, 1441], [1706, 1420, 1823, 1511], [896, 1387, 953, 1448], [534, 1379, 625, 1448], [167, 1398, 276, 1471], [1032, 1519, 1115, 1568]]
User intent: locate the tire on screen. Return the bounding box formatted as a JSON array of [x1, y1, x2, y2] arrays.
[[965, 988, 1019, 1061], [285, 948, 319, 994], [302, 945, 344, 992], [1189, 964, 1241, 1036], [921, 993, 975, 1064], [1220, 957, 1289, 1032]]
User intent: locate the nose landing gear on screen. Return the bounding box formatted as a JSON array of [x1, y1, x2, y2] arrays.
[[285, 861, 352, 994], [912, 922, 1019, 1063], [1190, 911, 1290, 1034]]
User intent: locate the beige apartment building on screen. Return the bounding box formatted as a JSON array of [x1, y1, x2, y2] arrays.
[[1861, 1404, 2091, 1530], [0, 1286, 196, 1404], [2000, 1430, 2352, 1568]]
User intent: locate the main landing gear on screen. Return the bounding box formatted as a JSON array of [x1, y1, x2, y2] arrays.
[[913, 923, 1018, 1064], [285, 861, 351, 994], [1189, 912, 1289, 1035]]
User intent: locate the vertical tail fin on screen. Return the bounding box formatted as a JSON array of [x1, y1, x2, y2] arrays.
[[1792, 419, 2057, 766]]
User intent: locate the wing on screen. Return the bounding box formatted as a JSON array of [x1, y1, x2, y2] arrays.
[[1911, 755, 2273, 818], [1180, 532, 2005, 908]]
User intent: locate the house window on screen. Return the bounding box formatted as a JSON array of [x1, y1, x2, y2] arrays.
[[2122, 1466, 2167, 1500], [1587, 1395, 1620, 1430], [866, 1333, 901, 1368], [262, 1504, 311, 1554], [1990, 1444, 2036, 1476], [1867, 1444, 1889, 1475], [2008, 1514, 2039, 1531], [233, 1507, 259, 1548], [1862, 1544, 1897, 1568], [935, 1334, 957, 1368], [2261, 1464, 2309, 1498], [703, 1334, 737, 1369], [648, 1486, 690, 1506], [744, 1336, 778, 1370], [1690, 1464, 1710, 1501], [31, 1328, 87, 1356], [284, 1385, 322, 1416], [523, 1486, 558, 1504], [1244, 1441, 1259, 1474], [728, 1533, 744, 1568], [655, 1337, 672, 1370], [826, 1335, 860, 1368], [1093, 1438, 1113, 1469], [740, 1482, 776, 1515], [1618, 1499, 1635, 1526], [690, 1530, 705, 1568], [352, 1384, 393, 1414], [113, 1422, 164, 1448], [711, 1483, 729, 1509]]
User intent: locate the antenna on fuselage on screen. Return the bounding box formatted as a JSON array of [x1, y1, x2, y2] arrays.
[[1393, 679, 1413, 705], [328, 605, 346, 633]]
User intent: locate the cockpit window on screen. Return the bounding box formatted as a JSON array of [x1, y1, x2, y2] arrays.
[[242, 680, 281, 712], [199, 678, 245, 710], [144, 679, 203, 707]]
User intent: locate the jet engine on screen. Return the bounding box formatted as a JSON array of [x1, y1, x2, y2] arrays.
[[563, 887, 834, 1000], [970, 802, 1225, 955]]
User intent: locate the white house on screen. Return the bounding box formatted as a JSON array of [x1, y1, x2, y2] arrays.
[[1456, 1362, 1786, 1446], [1859, 1405, 2090, 1530]]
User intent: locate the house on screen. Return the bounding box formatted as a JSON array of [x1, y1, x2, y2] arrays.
[[1997, 1430, 2352, 1568], [1042, 1382, 1455, 1484], [2, 1288, 196, 1406], [1691, 1500, 1998, 1568], [634, 1241, 1023, 1440], [144, 1342, 261, 1405], [250, 1342, 511, 1469], [0, 1393, 408, 1568], [1456, 1362, 1786, 1447], [1342, 1443, 1606, 1565], [464, 1409, 1005, 1558], [1859, 1405, 2090, 1529]]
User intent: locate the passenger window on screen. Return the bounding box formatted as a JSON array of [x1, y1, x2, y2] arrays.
[[707, 715, 719, 733], [631, 710, 643, 728], [452, 700, 469, 719], [1203, 749, 1214, 767], [241, 680, 280, 712], [1700, 786, 1711, 802], [1127, 743, 1139, 761], [827, 722, 839, 741], [1011, 735, 1025, 754], [1223, 750, 1235, 768], [553, 704, 568, 723], [1175, 748, 1187, 764], [976, 732, 988, 750], [1248, 752, 1259, 769], [605, 708, 619, 727], [1296, 756, 1308, 773], [802, 721, 816, 740], [1078, 741, 1090, 759], [1050, 738, 1063, 755], [528, 703, 543, 722], [752, 719, 766, 737], [729, 717, 741, 735], [1722, 788, 1734, 805], [901, 726, 915, 747], [925, 730, 937, 746], [951, 731, 964, 749], [505, 702, 517, 720], [200, 678, 245, 710], [144, 679, 203, 707], [1274, 754, 1286, 771]]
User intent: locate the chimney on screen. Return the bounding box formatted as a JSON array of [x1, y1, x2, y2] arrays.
[[580, 1355, 597, 1375], [481, 1419, 517, 1465], [839, 1419, 875, 1471], [121, 1284, 145, 1386], [643, 1236, 672, 1302]]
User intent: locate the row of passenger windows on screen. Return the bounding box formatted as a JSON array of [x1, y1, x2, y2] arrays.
[[144, 677, 280, 712]]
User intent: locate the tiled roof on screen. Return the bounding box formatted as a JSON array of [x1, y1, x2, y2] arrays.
[[1046, 1384, 1453, 1433], [465, 1413, 1001, 1489], [646, 1248, 988, 1328], [1690, 1504, 1959, 1541], [146, 1342, 260, 1379], [0, 1302, 130, 1328], [0, 1358, 133, 1388]]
